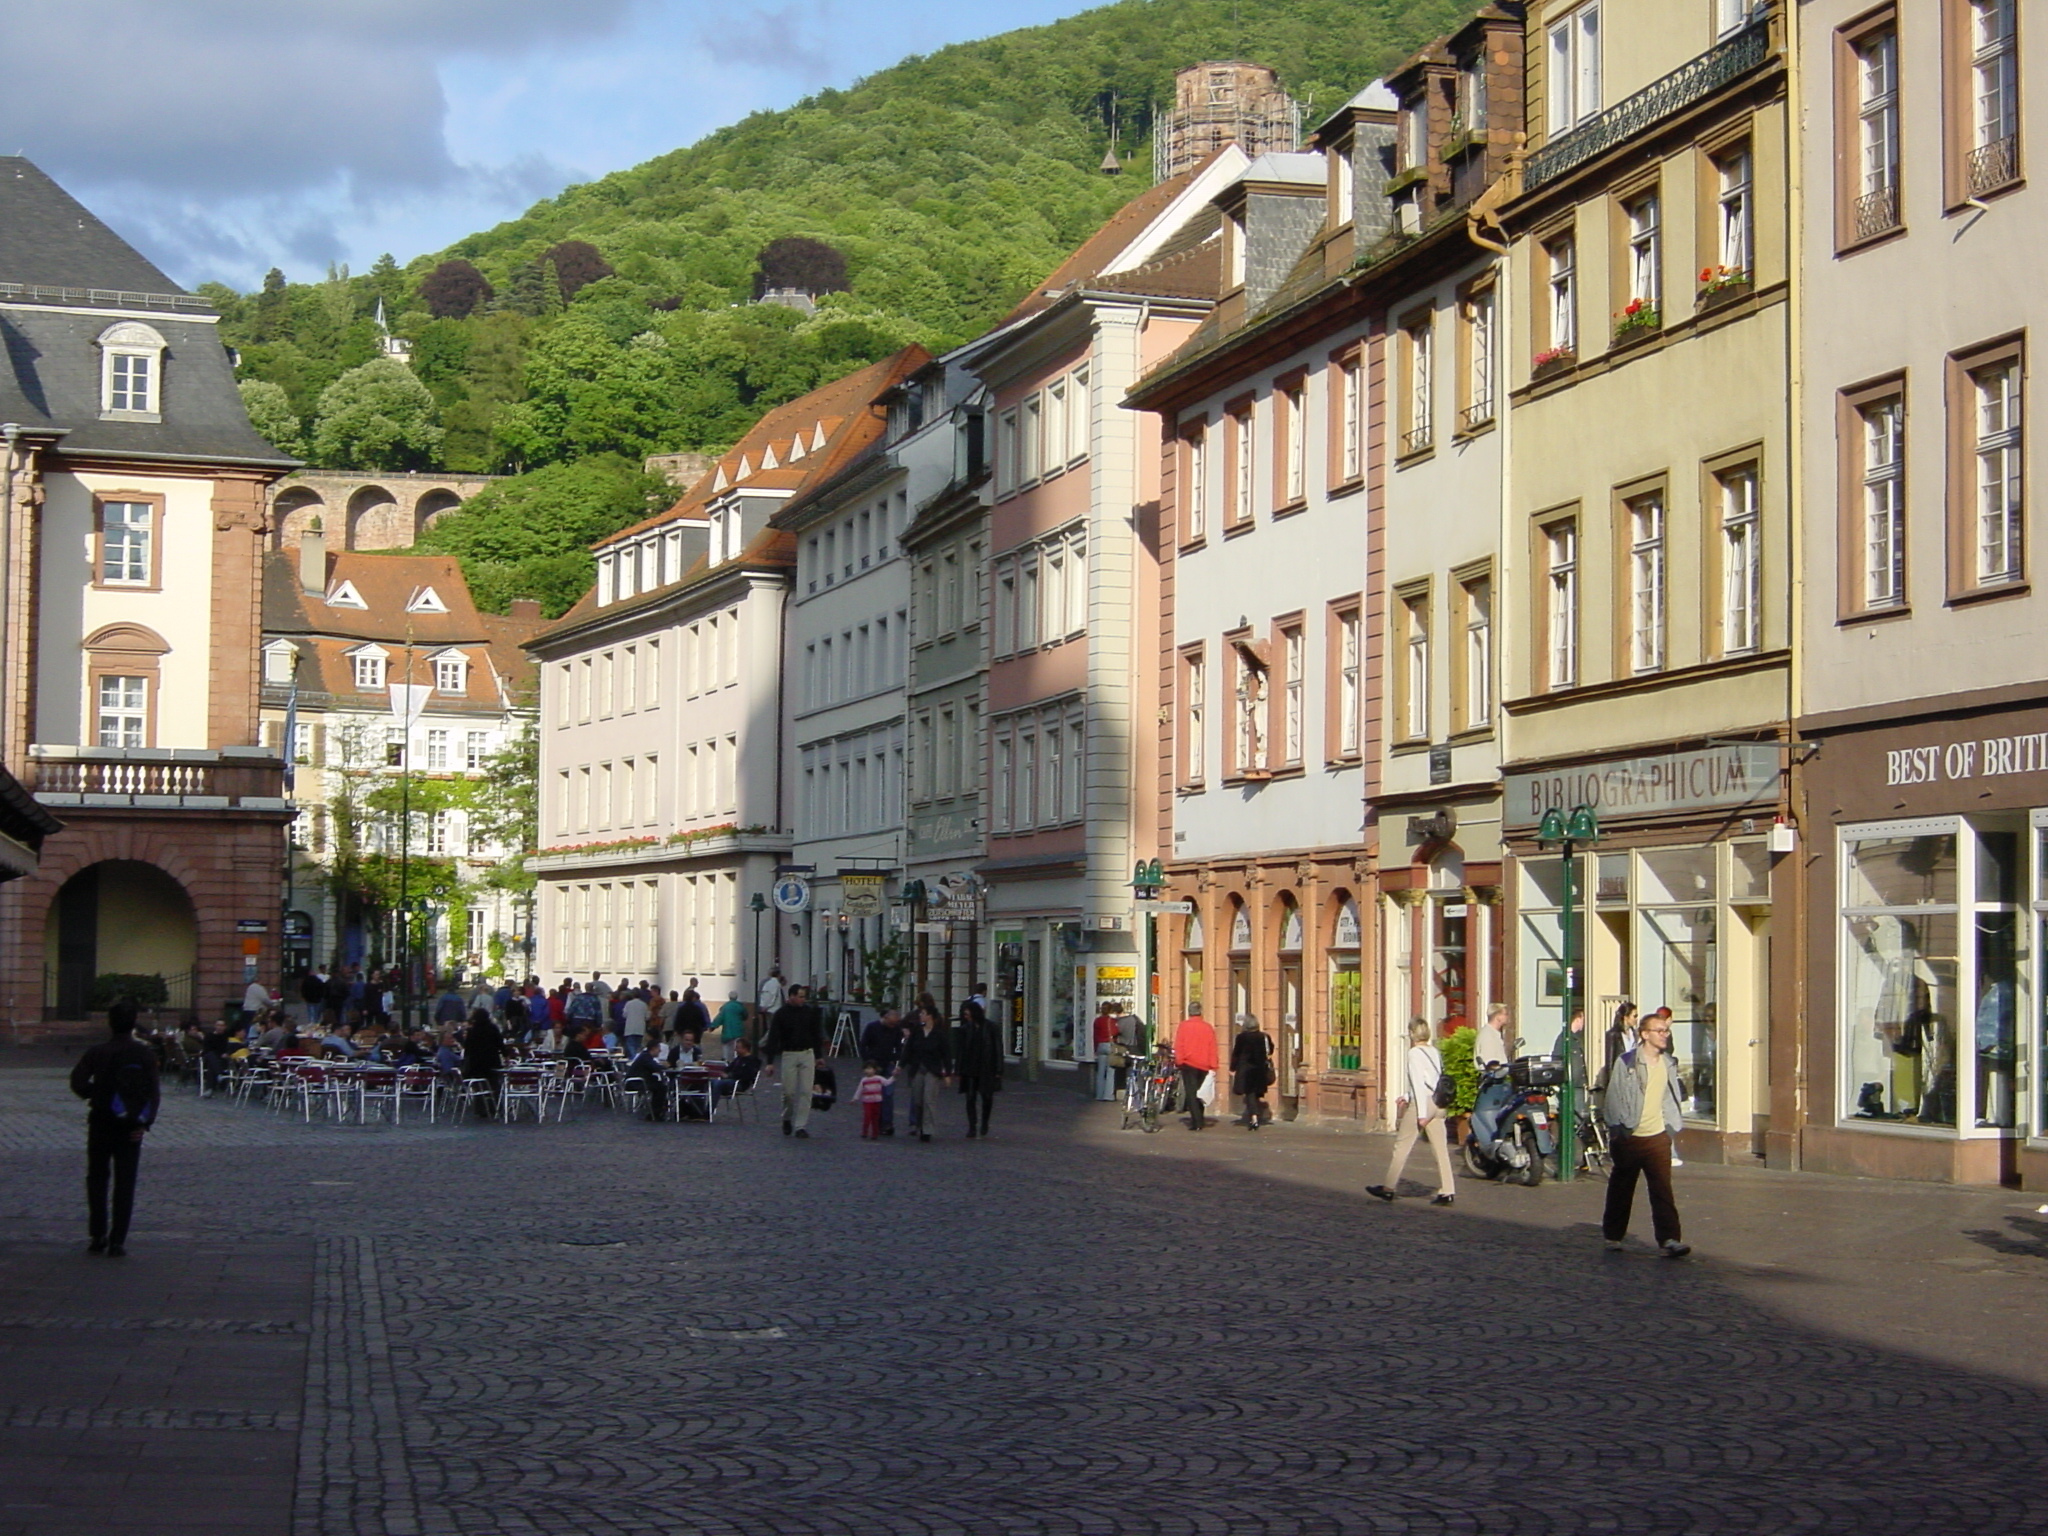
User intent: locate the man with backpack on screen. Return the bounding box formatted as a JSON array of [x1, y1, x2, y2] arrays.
[[69, 1000, 161, 1256]]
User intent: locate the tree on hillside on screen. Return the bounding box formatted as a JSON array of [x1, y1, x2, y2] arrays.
[[545, 240, 614, 303], [752, 237, 849, 300], [501, 257, 563, 319], [239, 379, 305, 458], [253, 268, 291, 341], [419, 259, 493, 320], [310, 358, 444, 471]]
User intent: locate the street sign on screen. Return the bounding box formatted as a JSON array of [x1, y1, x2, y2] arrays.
[[1150, 900, 1195, 915], [914, 922, 950, 936]]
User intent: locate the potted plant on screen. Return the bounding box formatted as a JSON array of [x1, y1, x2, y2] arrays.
[[1439, 1024, 1481, 1142], [1613, 297, 1662, 345], [1698, 264, 1752, 308], [1531, 345, 1576, 381]]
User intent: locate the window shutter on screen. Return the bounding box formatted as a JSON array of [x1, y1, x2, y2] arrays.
[[312, 725, 327, 767]]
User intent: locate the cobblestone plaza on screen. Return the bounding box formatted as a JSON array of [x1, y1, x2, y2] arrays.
[[2, 1065, 2046, 1535]]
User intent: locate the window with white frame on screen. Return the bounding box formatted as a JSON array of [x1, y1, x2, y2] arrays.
[[1624, 192, 1661, 310], [435, 654, 467, 693], [1018, 556, 1041, 649], [1627, 491, 1667, 673], [1021, 395, 1042, 485], [465, 730, 489, 771], [1972, 358, 2024, 585], [1862, 395, 1907, 609], [99, 501, 152, 585], [1402, 592, 1430, 742], [1281, 625, 1304, 765], [264, 642, 296, 685], [95, 674, 148, 748], [353, 650, 387, 691], [1337, 608, 1361, 756], [1283, 381, 1307, 504], [1716, 145, 1753, 275], [1044, 719, 1063, 826], [1464, 288, 1496, 428], [1547, 521, 1579, 689], [997, 409, 1019, 497], [1339, 359, 1363, 481], [1065, 530, 1088, 635], [1186, 425, 1210, 540], [1462, 575, 1493, 728], [1233, 645, 1265, 772], [1718, 466, 1761, 654], [1403, 318, 1433, 455], [1183, 649, 1207, 785], [1063, 708, 1084, 821], [1547, 2, 1602, 135], [426, 729, 450, 770], [1232, 405, 1255, 525], [994, 558, 1017, 655], [1045, 378, 1068, 473], [993, 734, 1013, 832], [1547, 234, 1578, 355], [98, 322, 165, 419], [1970, 0, 2018, 193], [1068, 367, 1090, 463], [1855, 23, 1901, 237]]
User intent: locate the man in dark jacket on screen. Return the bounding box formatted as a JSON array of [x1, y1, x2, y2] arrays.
[[1230, 1014, 1276, 1129], [463, 1007, 507, 1120], [69, 1001, 160, 1256], [901, 1008, 955, 1143], [859, 1009, 905, 1135], [953, 1001, 1004, 1140], [764, 986, 827, 1138]]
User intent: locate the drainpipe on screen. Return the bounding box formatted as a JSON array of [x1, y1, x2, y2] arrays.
[[1, 423, 18, 1046], [1782, 1, 1808, 1172]]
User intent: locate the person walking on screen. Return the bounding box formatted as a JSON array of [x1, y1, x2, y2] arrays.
[[757, 966, 786, 1018], [764, 985, 826, 1138], [1601, 1011, 1691, 1257], [901, 1004, 954, 1142], [1172, 1004, 1218, 1131], [1091, 1006, 1119, 1101], [954, 999, 1004, 1139], [1229, 1013, 1275, 1129], [714, 991, 749, 1060], [1367, 1019, 1456, 1206], [68, 1001, 160, 1255], [859, 1009, 905, 1135]]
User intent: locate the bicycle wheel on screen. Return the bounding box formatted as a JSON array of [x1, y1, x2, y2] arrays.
[[1139, 1085, 1162, 1133]]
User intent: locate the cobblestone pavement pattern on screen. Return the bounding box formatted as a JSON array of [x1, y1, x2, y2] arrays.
[[4, 1059, 2048, 1535]]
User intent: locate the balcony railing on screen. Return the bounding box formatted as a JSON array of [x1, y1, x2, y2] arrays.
[[1968, 135, 2018, 197], [1401, 425, 1434, 457], [1854, 185, 1901, 242], [27, 747, 287, 806], [1524, 16, 1772, 192]]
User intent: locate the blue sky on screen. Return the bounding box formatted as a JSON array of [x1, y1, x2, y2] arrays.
[[0, 0, 1091, 294]]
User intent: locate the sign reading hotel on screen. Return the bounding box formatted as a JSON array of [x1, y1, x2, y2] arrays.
[[839, 873, 886, 918], [1504, 744, 1778, 831]]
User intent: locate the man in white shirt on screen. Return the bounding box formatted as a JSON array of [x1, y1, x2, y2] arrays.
[[241, 979, 271, 1026], [1473, 1003, 1512, 1069], [620, 989, 651, 1056], [757, 967, 786, 1016]]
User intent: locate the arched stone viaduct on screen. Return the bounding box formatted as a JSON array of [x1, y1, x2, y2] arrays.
[[267, 471, 500, 552]]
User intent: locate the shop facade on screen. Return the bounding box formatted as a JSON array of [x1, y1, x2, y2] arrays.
[[1502, 741, 1785, 1164], [1798, 696, 2048, 1187]]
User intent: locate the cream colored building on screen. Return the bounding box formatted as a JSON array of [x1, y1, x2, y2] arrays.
[[1497, 0, 1792, 1162]]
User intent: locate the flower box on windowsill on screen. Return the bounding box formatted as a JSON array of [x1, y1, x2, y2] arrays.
[[1612, 314, 1663, 350], [1698, 273, 1753, 312], [1531, 350, 1576, 383], [1382, 165, 1429, 197]]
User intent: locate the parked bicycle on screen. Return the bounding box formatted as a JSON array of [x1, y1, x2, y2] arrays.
[[1121, 1045, 1181, 1133]]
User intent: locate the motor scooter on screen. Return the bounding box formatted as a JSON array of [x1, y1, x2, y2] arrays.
[[1460, 1057, 1562, 1185]]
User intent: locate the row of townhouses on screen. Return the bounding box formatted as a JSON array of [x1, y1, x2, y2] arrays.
[[529, 0, 2048, 1190]]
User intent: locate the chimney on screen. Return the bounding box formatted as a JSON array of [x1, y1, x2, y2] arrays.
[[299, 520, 327, 595], [508, 598, 542, 623]]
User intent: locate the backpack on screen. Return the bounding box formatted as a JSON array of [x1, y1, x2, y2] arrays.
[[1432, 1072, 1457, 1109], [100, 1048, 157, 1127]]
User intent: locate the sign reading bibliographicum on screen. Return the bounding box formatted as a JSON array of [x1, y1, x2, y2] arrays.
[[1504, 744, 1778, 830]]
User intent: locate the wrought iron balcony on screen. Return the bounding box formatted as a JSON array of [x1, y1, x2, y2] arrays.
[[1968, 136, 2018, 197], [1524, 16, 1773, 193], [27, 746, 288, 809], [1854, 185, 1901, 242]]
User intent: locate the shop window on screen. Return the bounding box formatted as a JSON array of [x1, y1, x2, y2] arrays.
[[1182, 913, 1205, 1018], [1841, 824, 1987, 1131], [1328, 899, 1362, 1071]]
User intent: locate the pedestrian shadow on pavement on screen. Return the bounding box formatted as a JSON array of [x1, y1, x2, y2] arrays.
[[1962, 1213, 2048, 1259]]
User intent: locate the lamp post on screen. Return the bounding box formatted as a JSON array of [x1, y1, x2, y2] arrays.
[[1536, 803, 1599, 1184], [749, 893, 767, 1006], [1131, 859, 1165, 1048]]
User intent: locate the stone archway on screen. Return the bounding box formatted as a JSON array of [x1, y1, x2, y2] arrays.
[[43, 859, 198, 1017], [347, 485, 403, 549], [270, 485, 328, 551], [414, 488, 463, 540]]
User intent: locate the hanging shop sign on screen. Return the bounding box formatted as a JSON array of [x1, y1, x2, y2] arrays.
[[771, 868, 813, 913], [1504, 744, 1778, 830], [839, 873, 886, 919]]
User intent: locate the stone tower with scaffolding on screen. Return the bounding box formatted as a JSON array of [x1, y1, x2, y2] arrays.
[[1153, 62, 1302, 181]]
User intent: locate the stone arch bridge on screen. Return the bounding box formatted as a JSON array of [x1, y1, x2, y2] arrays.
[[267, 471, 500, 552]]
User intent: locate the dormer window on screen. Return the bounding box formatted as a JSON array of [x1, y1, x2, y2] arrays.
[[434, 652, 468, 694], [405, 586, 448, 615], [325, 580, 366, 609], [597, 554, 617, 605], [352, 647, 388, 690], [263, 640, 298, 685], [98, 322, 166, 422]]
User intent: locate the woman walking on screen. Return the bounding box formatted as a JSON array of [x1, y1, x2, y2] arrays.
[[901, 1003, 953, 1143], [954, 999, 1004, 1139], [1230, 1013, 1275, 1129], [1367, 1019, 1456, 1206]]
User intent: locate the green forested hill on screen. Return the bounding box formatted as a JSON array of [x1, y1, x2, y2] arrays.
[[220, 0, 1474, 609]]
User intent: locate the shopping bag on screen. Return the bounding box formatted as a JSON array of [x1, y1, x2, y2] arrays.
[[1196, 1069, 1217, 1107]]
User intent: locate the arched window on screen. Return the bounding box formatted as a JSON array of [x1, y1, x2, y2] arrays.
[[97, 322, 167, 421]]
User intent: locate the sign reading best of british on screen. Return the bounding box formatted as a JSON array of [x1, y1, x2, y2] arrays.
[[1504, 744, 1778, 831]]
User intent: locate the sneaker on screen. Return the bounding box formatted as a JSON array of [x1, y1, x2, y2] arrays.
[[794, 1129, 809, 1139], [1365, 1185, 1397, 1203], [1604, 1238, 1625, 1252], [1661, 1240, 1691, 1258], [1430, 1194, 1455, 1207], [1670, 1155, 1685, 1167]]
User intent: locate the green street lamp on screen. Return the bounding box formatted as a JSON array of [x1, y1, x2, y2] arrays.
[[748, 892, 768, 1006], [1536, 803, 1599, 1183]]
